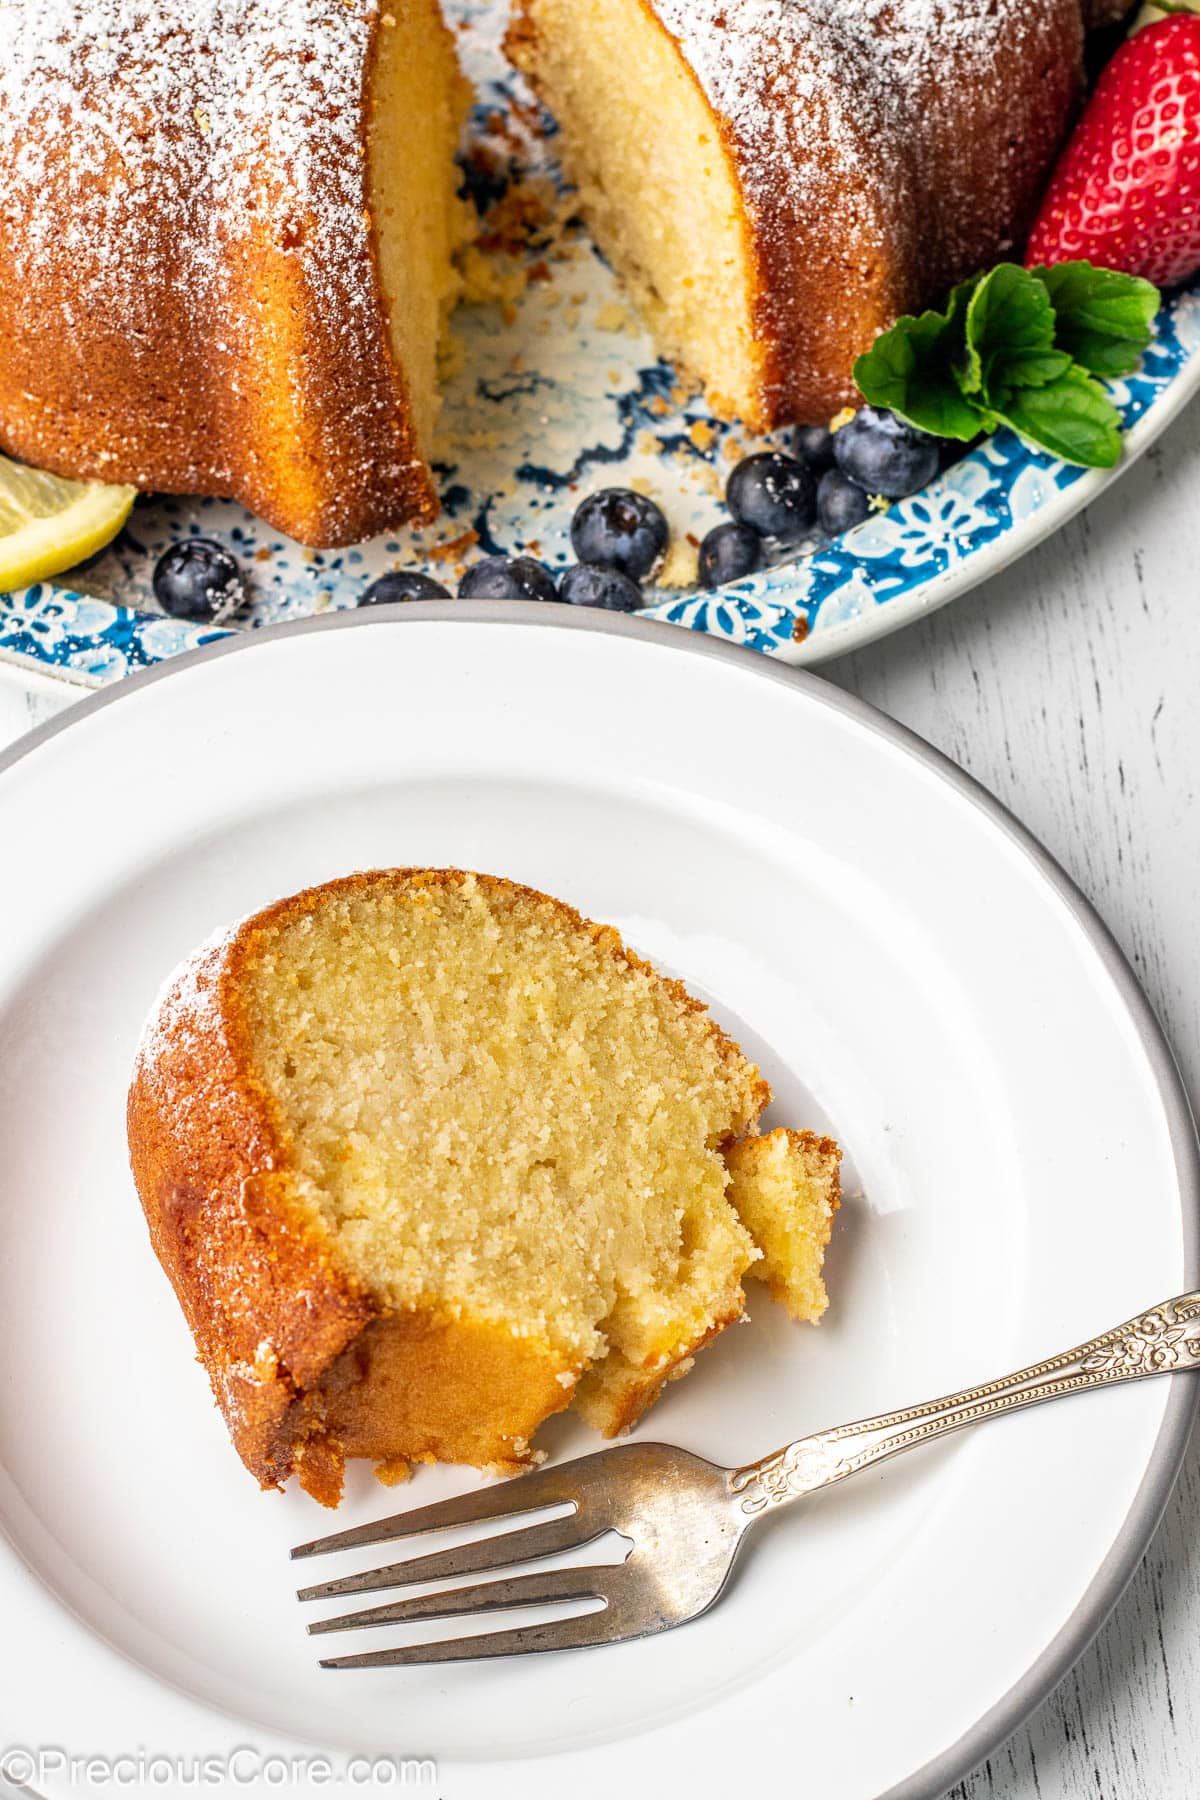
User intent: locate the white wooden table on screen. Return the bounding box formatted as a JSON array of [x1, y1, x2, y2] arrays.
[[3, 405, 1198, 1797]]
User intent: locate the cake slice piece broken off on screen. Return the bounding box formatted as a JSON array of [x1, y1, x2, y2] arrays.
[[128, 870, 841, 1506]]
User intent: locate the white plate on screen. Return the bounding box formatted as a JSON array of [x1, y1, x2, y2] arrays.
[[0, 605, 1195, 1800]]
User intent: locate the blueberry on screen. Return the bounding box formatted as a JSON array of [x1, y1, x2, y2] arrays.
[[152, 538, 244, 623], [458, 554, 559, 602], [570, 488, 668, 581], [833, 407, 940, 499], [793, 424, 837, 471], [725, 452, 816, 546], [558, 563, 642, 611], [359, 570, 450, 605], [698, 520, 763, 590], [817, 468, 872, 536]]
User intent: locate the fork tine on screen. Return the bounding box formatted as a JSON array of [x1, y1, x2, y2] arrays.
[[291, 1463, 583, 1561], [307, 1565, 606, 1635], [318, 1609, 634, 1668], [296, 1514, 605, 1603]]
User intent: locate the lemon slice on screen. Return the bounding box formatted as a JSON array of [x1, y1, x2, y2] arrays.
[[0, 453, 137, 591]]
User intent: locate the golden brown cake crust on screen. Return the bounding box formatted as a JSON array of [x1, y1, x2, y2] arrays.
[[127, 869, 771, 1503], [0, 0, 448, 547], [127, 924, 379, 1493], [739, 0, 1086, 425]]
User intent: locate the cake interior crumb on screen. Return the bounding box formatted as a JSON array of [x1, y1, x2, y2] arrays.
[[240, 873, 764, 1380]]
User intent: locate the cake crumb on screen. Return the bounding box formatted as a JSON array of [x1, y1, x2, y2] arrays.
[[595, 301, 633, 333], [429, 528, 479, 560], [374, 1457, 413, 1487], [436, 329, 468, 383], [658, 536, 700, 589], [457, 244, 527, 309]]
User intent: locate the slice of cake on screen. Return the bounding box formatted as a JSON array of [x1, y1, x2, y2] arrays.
[[128, 869, 841, 1505], [506, 0, 1086, 427]]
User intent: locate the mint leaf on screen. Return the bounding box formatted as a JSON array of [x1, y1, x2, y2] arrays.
[[962, 264, 1057, 408], [853, 284, 982, 440], [988, 348, 1073, 390], [852, 257, 1155, 470], [994, 366, 1123, 467], [1031, 261, 1160, 377]]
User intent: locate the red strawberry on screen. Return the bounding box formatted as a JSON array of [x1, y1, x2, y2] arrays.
[[1026, 13, 1200, 287]]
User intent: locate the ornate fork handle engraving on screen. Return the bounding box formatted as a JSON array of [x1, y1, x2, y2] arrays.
[[730, 1293, 1200, 1517]]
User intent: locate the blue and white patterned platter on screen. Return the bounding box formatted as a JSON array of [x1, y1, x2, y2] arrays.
[[2, 0, 1199, 691]]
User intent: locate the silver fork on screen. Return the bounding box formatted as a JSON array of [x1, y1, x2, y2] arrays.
[[292, 1291, 1200, 1667]]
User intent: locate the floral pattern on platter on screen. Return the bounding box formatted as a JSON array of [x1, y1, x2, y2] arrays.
[[655, 288, 1200, 659], [0, 0, 1198, 688]]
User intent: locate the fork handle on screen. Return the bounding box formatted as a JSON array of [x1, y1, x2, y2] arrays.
[[728, 1291, 1200, 1517]]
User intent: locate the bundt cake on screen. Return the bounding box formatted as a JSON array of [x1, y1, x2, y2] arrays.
[[0, 0, 1130, 545], [127, 870, 841, 1506], [0, 0, 471, 548], [507, 0, 1096, 428]]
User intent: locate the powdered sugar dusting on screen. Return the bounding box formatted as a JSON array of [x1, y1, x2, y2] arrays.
[[134, 917, 240, 1077], [0, 0, 436, 534], [647, 0, 1075, 234], [653, 0, 1029, 132], [650, 0, 871, 218], [0, 0, 378, 324]]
